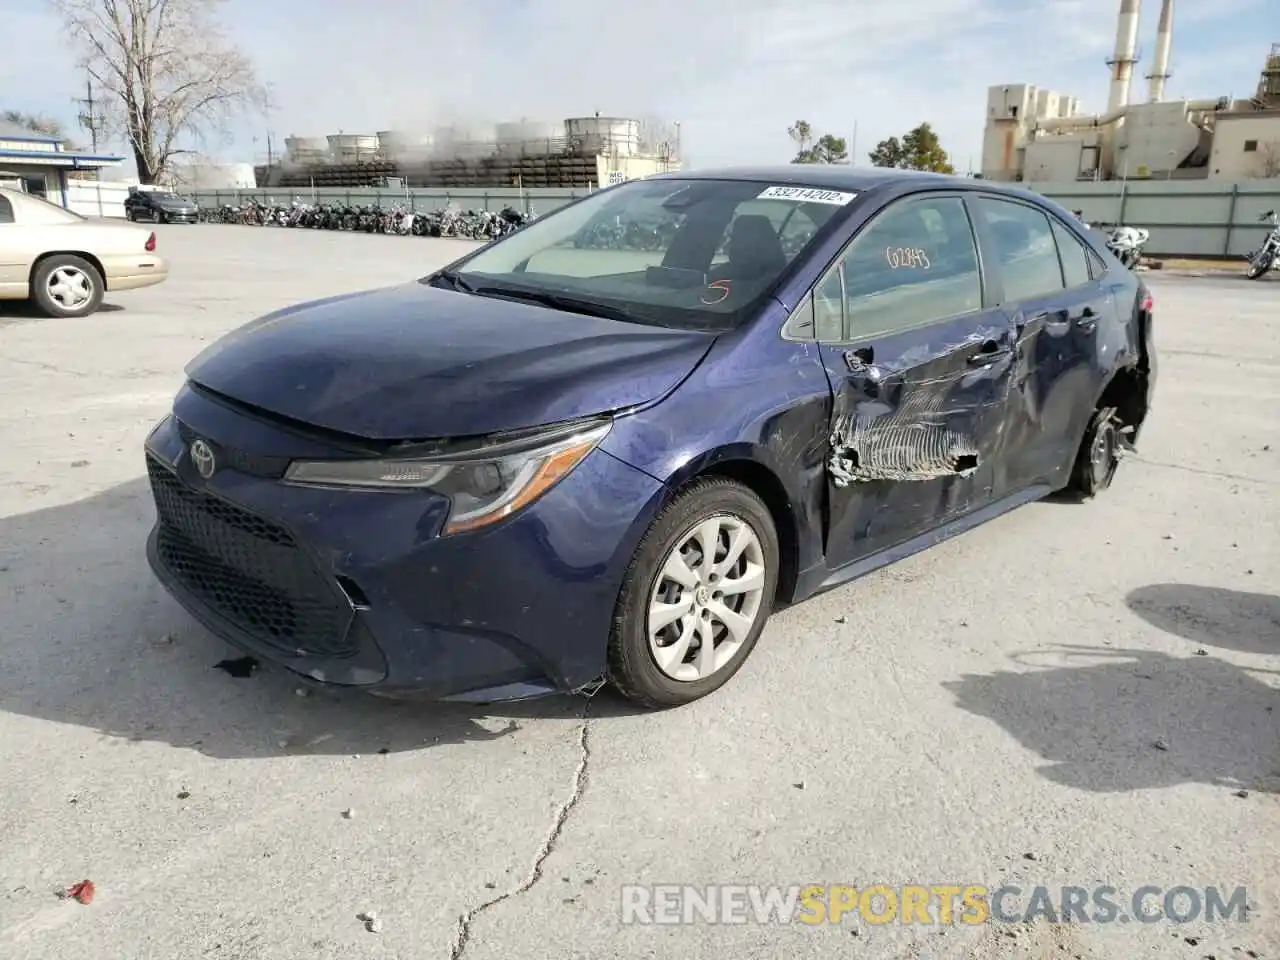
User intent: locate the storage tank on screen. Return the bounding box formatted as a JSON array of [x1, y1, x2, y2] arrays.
[[284, 135, 329, 164], [377, 129, 433, 159], [495, 119, 566, 156], [326, 133, 380, 162], [565, 116, 641, 157]]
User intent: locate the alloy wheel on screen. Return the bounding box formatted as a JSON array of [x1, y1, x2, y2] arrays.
[[647, 514, 767, 682]]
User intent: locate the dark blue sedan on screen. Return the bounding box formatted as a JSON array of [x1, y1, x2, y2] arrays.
[[144, 166, 1156, 708]]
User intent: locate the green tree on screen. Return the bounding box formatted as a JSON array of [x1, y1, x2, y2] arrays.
[[867, 135, 905, 168], [787, 120, 813, 162], [868, 123, 955, 173], [787, 121, 849, 164]]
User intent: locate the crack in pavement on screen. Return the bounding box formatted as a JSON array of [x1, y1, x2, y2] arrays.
[[448, 706, 593, 960], [1131, 456, 1277, 486]]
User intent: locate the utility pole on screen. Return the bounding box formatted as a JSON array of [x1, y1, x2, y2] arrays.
[[74, 77, 104, 151]]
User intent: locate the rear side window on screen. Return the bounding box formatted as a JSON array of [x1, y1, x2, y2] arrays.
[[975, 197, 1064, 301], [1051, 218, 1092, 289], [0, 195, 13, 224]]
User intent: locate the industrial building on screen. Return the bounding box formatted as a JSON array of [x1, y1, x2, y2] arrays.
[[981, 0, 1280, 183], [254, 116, 682, 189]]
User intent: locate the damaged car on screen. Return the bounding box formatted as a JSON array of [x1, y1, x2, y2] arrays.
[[143, 167, 1155, 708]]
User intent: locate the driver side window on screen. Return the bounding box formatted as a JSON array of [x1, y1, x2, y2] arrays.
[[0, 195, 14, 224], [794, 195, 983, 342]]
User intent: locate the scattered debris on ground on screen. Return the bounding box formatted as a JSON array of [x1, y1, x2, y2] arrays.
[[57, 880, 95, 905], [213, 656, 259, 678]]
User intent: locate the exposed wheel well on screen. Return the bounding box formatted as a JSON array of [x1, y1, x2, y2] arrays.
[[30, 251, 107, 290], [676, 459, 800, 605], [1097, 361, 1150, 440]]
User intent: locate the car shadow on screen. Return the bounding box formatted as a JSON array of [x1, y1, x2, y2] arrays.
[[0, 301, 125, 322], [0, 478, 637, 761], [944, 645, 1279, 793], [1126, 583, 1280, 656]]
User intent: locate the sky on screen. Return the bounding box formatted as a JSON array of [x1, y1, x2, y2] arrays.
[[1, 0, 1270, 176]]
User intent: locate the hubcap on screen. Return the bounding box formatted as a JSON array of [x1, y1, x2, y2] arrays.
[[647, 514, 766, 683], [46, 267, 93, 310]]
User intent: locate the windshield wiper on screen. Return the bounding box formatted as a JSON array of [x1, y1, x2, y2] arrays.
[[429, 269, 476, 293], [472, 286, 642, 324]]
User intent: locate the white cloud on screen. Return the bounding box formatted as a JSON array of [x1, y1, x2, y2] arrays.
[[2, 0, 1269, 172]]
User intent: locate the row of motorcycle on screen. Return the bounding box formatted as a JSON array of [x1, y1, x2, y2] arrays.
[[1077, 209, 1280, 279], [196, 201, 535, 240]]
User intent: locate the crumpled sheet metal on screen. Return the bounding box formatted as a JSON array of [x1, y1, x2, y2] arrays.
[[827, 382, 982, 487]]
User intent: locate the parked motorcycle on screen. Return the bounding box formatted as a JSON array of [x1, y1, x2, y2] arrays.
[[1244, 210, 1280, 280], [197, 200, 535, 240], [1105, 225, 1149, 270]]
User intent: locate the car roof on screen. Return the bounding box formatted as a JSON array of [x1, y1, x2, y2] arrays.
[[647, 165, 1046, 202]]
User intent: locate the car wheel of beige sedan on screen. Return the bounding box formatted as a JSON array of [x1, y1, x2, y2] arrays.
[[31, 255, 105, 319]]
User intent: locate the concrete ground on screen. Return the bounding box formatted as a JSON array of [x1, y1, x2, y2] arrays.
[[0, 226, 1276, 960]]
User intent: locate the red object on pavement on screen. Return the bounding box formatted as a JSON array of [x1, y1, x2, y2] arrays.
[[65, 880, 95, 905]]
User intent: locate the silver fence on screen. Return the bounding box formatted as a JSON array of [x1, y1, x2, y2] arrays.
[[1027, 179, 1279, 258]]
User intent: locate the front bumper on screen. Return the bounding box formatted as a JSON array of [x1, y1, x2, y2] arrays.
[[143, 393, 664, 701]]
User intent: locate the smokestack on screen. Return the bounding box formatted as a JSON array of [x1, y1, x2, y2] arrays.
[[1107, 0, 1142, 113], [1146, 0, 1173, 102]]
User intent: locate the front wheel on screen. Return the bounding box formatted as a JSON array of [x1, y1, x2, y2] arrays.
[[1245, 252, 1274, 280], [607, 478, 779, 708]]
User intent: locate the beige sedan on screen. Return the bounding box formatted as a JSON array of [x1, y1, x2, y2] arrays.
[[0, 187, 170, 318]]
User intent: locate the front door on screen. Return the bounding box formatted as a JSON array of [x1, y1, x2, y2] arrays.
[[813, 192, 1020, 571]]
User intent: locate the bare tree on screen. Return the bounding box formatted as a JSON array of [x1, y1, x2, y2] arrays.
[[48, 0, 269, 183], [1260, 142, 1280, 178], [2, 109, 65, 138]]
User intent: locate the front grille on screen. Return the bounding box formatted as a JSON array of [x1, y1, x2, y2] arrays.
[[174, 419, 290, 479], [147, 454, 356, 658]]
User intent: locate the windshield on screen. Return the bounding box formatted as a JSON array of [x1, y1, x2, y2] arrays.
[[432, 178, 853, 330]]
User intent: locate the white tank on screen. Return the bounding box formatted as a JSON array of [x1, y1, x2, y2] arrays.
[[495, 119, 566, 156], [565, 116, 641, 157], [284, 136, 329, 164], [326, 133, 380, 162], [377, 130, 433, 159]]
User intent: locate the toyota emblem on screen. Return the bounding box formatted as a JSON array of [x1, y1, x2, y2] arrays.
[[189, 439, 217, 479]]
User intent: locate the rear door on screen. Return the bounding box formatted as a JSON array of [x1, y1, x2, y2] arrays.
[[969, 195, 1114, 493], [802, 192, 1020, 570]]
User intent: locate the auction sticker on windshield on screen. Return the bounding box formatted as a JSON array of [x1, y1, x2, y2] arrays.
[[757, 186, 858, 205]]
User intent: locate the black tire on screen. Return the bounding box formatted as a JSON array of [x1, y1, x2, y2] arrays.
[[607, 477, 779, 708], [156, 210, 167, 224], [1245, 254, 1272, 280], [1067, 406, 1122, 497], [125, 208, 135, 222], [30, 254, 105, 319]]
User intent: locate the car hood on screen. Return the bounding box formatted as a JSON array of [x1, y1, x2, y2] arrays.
[[185, 282, 715, 440], [157, 199, 194, 210]]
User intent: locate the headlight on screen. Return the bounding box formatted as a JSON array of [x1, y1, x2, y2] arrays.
[[283, 421, 611, 535]]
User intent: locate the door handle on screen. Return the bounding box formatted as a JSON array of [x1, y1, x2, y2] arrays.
[[1074, 309, 1098, 331], [967, 346, 1013, 365]]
